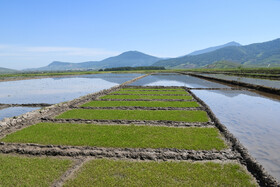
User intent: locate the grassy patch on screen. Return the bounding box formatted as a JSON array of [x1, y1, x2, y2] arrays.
[[112, 90, 189, 95], [56, 109, 208, 122], [0, 154, 72, 187], [82, 100, 200, 108], [100, 94, 193, 100], [1, 123, 226, 150], [122, 87, 185, 91], [64, 159, 256, 187]]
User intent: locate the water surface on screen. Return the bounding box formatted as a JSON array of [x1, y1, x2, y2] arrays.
[[199, 73, 280, 89], [130, 73, 231, 88], [192, 89, 280, 181], [0, 107, 40, 121], [0, 73, 142, 104]]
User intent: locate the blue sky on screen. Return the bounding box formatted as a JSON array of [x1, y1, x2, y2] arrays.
[[1, 0, 280, 69]]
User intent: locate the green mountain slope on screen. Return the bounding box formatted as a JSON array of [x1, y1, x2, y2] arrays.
[[0, 67, 19, 74], [188, 41, 241, 56], [26, 51, 162, 71], [153, 38, 280, 68]]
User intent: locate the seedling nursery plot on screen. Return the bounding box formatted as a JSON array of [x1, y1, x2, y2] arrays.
[[111, 90, 189, 95], [64, 159, 257, 187], [81, 100, 200, 108], [0, 85, 261, 186], [0, 154, 72, 187], [56, 109, 209, 122], [100, 94, 193, 100], [1, 123, 227, 150]]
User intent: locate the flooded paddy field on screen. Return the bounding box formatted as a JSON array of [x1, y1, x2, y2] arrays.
[[129, 73, 232, 88], [0, 107, 40, 121], [192, 89, 280, 181], [0, 72, 279, 185], [198, 73, 280, 89], [0, 73, 143, 104]]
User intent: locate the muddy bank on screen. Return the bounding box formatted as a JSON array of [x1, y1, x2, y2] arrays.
[[188, 89, 279, 186], [183, 72, 280, 95], [0, 103, 52, 107], [42, 118, 213, 128], [0, 142, 239, 161], [76, 106, 203, 111]]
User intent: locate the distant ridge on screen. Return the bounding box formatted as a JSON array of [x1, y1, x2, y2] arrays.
[[0, 67, 18, 74], [188, 41, 241, 56], [153, 38, 280, 68], [25, 51, 162, 71]]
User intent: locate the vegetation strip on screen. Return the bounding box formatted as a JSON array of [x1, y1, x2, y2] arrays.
[[100, 98, 195, 101], [1, 123, 225, 150], [64, 159, 257, 187], [81, 100, 200, 108], [100, 94, 193, 100], [112, 90, 189, 95], [122, 87, 185, 91], [56, 109, 209, 122], [77, 106, 202, 111], [0, 154, 72, 187], [0, 142, 239, 160]]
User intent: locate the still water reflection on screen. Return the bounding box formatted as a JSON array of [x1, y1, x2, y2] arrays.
[[0, 107, 40, 120], [0, 73, 142, 104], [199, 73, 280, 89], [130, 73, 231, 88], [192, 89, 280, 181]]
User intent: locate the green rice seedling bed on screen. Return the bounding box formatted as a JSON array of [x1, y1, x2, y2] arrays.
[[0, 154, 72, 187], [1, 123, 226, 150], [64, 159, 256, 186], [122, 87, 185, 91], [112, 90, 189, 95], [56, 109, 208, 122], [82, 100, 200, 108], [100, 94, 193, 100]]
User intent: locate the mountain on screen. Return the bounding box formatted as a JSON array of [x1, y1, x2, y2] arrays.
[[0, 67, 19, 74], [188, 41, 241, 55], [153, 38, 280, 68], [26, 51, 162, 71]]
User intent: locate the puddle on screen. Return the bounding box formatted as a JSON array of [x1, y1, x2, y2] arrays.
[[130, 73, 231, 88], [0, 107, 40, 121], [192, 89, 280, 181], [199, 73, 280, 89], [0, 73, 142, 104]]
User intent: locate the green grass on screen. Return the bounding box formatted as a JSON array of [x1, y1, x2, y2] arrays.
[[1, 123, 226, 150], [100, 94, 193, 100], [0, 154, 72, 187], [56, 109, 209, 122], [81, 100, 200, 108], [122, 87, 185, 91], [64, 159, 256, 187], [112, 90, 189, 95]]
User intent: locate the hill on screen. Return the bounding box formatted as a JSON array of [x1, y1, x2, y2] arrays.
[[26, 51, 162, 71], [0, 67, 19, 74], [188, 41, 241, 56], [153, 38, 280, 68]]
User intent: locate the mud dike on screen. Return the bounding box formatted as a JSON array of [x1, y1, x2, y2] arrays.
[[0, 74, 279, 186]]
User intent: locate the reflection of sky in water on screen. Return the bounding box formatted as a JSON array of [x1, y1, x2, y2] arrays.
[[130, 73, 230, 88], [200, 73, 280, 89], [193, 89, 280, 181], [0, 73, 142, 104], [0, 107, 40, 120]]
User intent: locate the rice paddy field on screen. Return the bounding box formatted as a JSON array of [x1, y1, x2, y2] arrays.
[[0, 84, 261, 186]]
